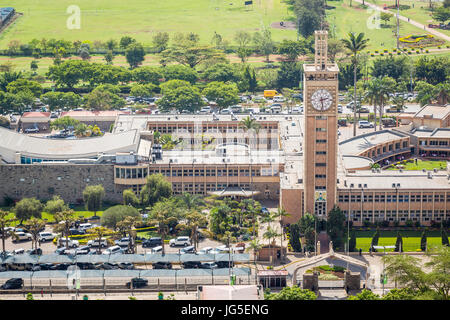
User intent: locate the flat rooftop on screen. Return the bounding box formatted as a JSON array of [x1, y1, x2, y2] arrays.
[[411, 128, 450, 138], [413, 104, 450, 120], [339, 130, 407, 156]]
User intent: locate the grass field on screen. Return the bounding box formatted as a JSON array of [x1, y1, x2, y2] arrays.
[[364, 0, 450, 37], [0, 0, 296, 48]]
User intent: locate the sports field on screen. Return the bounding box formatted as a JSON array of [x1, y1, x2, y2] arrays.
[[354, 230, 449, 252], [0, 0, 297, 47]]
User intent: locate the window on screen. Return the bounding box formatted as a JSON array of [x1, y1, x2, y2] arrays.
[[315, 116, 327, 120], [315, 163, 326, 167], [315, 174, 326, 178], [316, 139, 327, 143], [316, 128, 326, 132], [316, 151, 327, 155]]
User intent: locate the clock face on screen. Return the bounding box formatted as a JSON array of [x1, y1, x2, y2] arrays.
[[311, 89, 333, 111]]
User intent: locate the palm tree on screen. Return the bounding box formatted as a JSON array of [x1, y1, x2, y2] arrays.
[[342, 32, 369, 137], [181, 209, 208, 250], [53, 209, 77, 250], [117, 215, 142, 254], [263, 226, 280, 267], [178, 193, 205, 211], [272, 207, 290, 261], [377, 77, 396, 131], [365, 77, 382, 131], [0, 210, 14, 253], [87, 226, 110, 254], [246, 239, 262, 265]]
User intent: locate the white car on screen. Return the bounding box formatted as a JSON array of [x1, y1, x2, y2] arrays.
[[358, 120, 374, 128], [87, 238, 108, 248], [12, 232, 32, 242], [115, 237, 131, 247], [102, 245, 123, 255], [38, 232, 57, 242], [79, 223, 92, 231], [197, 247, 213, 255], [58, 238, 79, 248], [273, 95, 285, 102], [169, 236, 191, 247]]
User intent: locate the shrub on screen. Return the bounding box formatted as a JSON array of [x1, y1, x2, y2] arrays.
[[371, 53, 374, 57], [374, 50, 379, 53], [437, 46, 441, 49], [425, 49, 429, 53], [380, 53, 384, 56]]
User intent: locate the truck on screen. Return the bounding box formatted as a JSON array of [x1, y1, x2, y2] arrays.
[[263, 90, 278, 99]]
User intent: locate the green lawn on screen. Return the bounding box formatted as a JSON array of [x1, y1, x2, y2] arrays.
[[326, 0, 445, 52], [364, 0, 450, 37], [0, 0, 296, 48], [385, 160, 447, 171]]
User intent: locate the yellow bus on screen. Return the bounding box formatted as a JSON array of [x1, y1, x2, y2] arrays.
[[264, 90, 278, 99]]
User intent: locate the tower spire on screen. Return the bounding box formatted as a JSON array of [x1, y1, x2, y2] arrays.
[[314, 30, 328, 70]]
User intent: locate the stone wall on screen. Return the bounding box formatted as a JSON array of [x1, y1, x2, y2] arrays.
[[302, 272, 319, 292], [0, 164, 122, 205]]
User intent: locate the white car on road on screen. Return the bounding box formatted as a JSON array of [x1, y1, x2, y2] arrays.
[[12, 232, 32, 242], [87, 238, 108, 248], [58, 238, 79, 248], [38, 232, 57, 242], [169, 236, 191, 247]]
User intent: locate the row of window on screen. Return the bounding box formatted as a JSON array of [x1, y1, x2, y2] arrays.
[[420, 140, 449, 146], [338, 194, 450, 203], [341, 210, 449, 221], [148, 125, 278, 134]]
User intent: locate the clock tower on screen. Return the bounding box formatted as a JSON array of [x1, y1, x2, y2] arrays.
[[303, 30, 339, 219]]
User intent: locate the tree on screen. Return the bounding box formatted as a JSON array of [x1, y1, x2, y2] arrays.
[[156, 84, 203, 113], [202, 81, 240, 109], [263, 226, 280, 266], [30, 60, 38, 74], [421, 230, 427, 252], [130, 83, 157, 98], [152, 32, 170, 53], [253, 28, 274, 62], [47, 60, 91, 89], [139, 174, 172, 207], [349, 230, 357, 252], [23, 217, 46, 250], [441, 224, 449, 246], [371, 227, 380, 252], [50, 116, 80, 131], [149, 198, 182, 254], [119, 36, 136, 50], [327, 38, 345, 62], [246, 239, 263, 264], [342, 32, 369, 136], [414, 56, 449, 85], [234, 31, 252, 63], [82, 185, 105, 217], [41, 92, 82, 111], [347, 289, 380, 300], [299, 213, 316, 252], [101, 205, 140, 231], [105, 39, 118, 51], [415, 80, 435, 106], [395, 232, 403, 252], [117, 215, 142, 253], [432, 6, 450, 24], [162, 45, 225, 69], [177, 193, 205, 211], [424, 245, 450, 300], [132, 66, 163, 85], [380, 12, 392, 26], [266, 286, 317, 300], [163, 65, 198, 84], [382, 288, 419, 300], [277, 39, 306, 62], [180, 209, 207, 250], [0, 116, 9, 129], [371, 56, 409, 81], [84, 84, 125, 110], [292, 0, 325, 38], [289, 223, 302, 252], [44, 196, 69, 215], [203, 63, 241, 83], [382, 254, 427, 291], [123, 189, 140, 207], [53, 209, 77, 250], [276, 61, 303, 89], [209, 204, 233, 236], [104, 50, 114, 65], [14, 198, 42, 224], [6, 79, 43, 98], [242, 65, 258, 93], [87, 226, 110, 254], [125, 42, 146, 69], [0, 210, 14, 253], [272, 207, 290, 260], [327, 206, 346, 251]]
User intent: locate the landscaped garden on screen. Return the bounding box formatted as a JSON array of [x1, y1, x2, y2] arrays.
[[385, 159, 447, 171], [305, 265, 347, 280]]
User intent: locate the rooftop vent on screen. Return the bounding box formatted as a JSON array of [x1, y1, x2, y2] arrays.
[[350, 183, 354, 188], [392, 183, 396, 188], [364, 184, 368, 188]]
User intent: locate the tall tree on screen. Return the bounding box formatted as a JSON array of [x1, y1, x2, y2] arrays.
[[24, 217, 46, 250], [327, 206, 346, 251], [149, 198, 182, 254], [82, 185, 105, 217], [125, 42, 146, 69], [342, 32, 369, 136], [123, 189, 140, 207], [292, 0, 325, 38], [14, 198, 43, 224], [0, 210, 14, 253], [139, 174, 172, 207], [100, 205, 140, 231], [117, 215, 142, 254], [53, 209, 77, 250]]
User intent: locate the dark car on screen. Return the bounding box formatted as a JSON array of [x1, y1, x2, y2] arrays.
[[152, 262, 172, 270], [55, 263, 71, 270], [76, 262, 95, 270], [142, 237, 162, 248], [0, 278, 23, 290], [26, 248, 42, 255], [200, 262, 218, 269], [126, 277, 148, 289], [180, 245, 196, 254], [69, 228, 86, 236], [39, 263, 57, 271], [216, 261, 234, 268], [25, 263, 41, 271], [55, 247, 67, 255], [118, 262, 134, 270], [101, 262, 119, 270], [182, 261, 202, 269]]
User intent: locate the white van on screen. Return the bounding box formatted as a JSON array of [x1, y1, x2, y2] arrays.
[[102, 245, 122, 255], [79, 223, 92, 231], [151, 246, 163, 253]]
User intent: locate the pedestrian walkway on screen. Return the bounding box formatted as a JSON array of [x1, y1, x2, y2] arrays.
[[354, 0, 450, 42]]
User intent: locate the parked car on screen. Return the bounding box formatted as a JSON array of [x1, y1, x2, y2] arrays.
[[182, 261, 202, 269], [358, 120, 374, 128], [55, 263, 71, 270], [180, 245, 196, 254], [74, 246, 91, 255], [76, 262, 96, 270], [101, 262, 119, 270], [55, 247, 67, 255], [12, 232, 32, 242], [0, 278, 23, 290], [169, 236, 191, 247], [115, 237, 131, 247], [87, 238, 108, 248], [25, 263, 41, 271], [200, 262, 218, 269], [58, 238, 79, 248], [79, 223, 92, 231], [126, 277, 148, 289], [26, 248, 42, 255], [197, 247, 213, 255], [39, 263, 57, 271], [211, 245, 230, 254], [13, 248, 25, 255], [142, 237, 162, 248], [359, 107, 370, 113], [102, 245, 123, 255], [151, 246, 163, 253], [118, 262, 134, 270], [38, 232, 57, 242], [152, 262, 172, 269], [217, 261, 234, 268], [69, 228, 86, 235], [24, 127, 39, 133]]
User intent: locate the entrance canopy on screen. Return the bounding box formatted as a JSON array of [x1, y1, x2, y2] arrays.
[[208, 186, 260, 198]]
